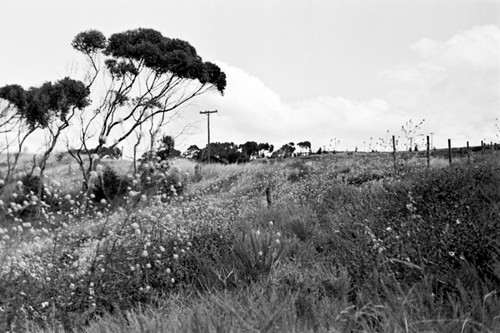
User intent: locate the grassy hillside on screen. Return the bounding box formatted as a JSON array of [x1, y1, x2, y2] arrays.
[[1, 153, 499, 332]]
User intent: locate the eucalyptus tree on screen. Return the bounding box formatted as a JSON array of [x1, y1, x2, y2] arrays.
[[0, 78, 90, 191], [70, 28, 226, 188]]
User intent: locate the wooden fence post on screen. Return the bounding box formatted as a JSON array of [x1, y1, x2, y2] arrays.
[[195, 164, 201, 178], [392, 135, 397, 173], [426, 135, 430, 169], [467, 141, 470, 163], [265, 187, 272, 207], [448, 139, 452, 166]]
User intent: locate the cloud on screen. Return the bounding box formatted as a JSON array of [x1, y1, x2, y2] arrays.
[[174, 62, 408, 152], [16, 25, 500, 154], [380, 25, 500, 146], [176, 26, 499, 152]]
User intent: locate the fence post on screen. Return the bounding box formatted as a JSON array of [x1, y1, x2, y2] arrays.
[[194, 164, 201, 178], [481, 141, 484, 155], [426, 135, 430, 169], [467, 141, 470, 163], [448, 139, 452, 166], [265, 187, 272, 207], [392, 135, 397, 173]]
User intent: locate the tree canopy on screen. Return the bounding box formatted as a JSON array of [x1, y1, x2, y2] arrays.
[[0, 78, 90, 130], [73, 28, 226, 94]]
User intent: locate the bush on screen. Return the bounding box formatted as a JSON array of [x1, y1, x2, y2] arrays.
[[92, 167, 131, 203]]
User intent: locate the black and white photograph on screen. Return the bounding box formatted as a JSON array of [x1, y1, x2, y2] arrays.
[[0, 1, 499, 332]]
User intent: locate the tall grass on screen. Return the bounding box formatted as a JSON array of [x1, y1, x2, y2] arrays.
[[1, 153, 499, 332]]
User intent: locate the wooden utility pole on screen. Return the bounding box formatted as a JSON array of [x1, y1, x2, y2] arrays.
[[392, 135, 397, 174], [200, 110, 218, 164], [467, 141, 470, 163], [448, 139, 452, 166]]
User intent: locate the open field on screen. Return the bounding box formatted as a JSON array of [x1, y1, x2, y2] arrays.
[[1, 152, 499, 332]]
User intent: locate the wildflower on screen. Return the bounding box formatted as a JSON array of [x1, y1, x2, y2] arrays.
[[146, 263, 151, 269], [41, 301, 49, 308], [142, 250, 148, 257], [173, 254, 179, 260], [258, 251, 263, 256], [131, 222, 140, 229], [170, 278, 175, 283], [159, 246, 165, 252], [17, 181, 23, 187], [65, 194, 72, 201], [166, 268, 171, 274], [269, 221, 274, 227], [100, 199, 107, 205]]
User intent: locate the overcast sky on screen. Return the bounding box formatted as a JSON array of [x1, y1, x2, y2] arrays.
[[1, 0, 499, 152]]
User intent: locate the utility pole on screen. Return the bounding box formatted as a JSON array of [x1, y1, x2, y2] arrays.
[[200, 110, 218, 164]]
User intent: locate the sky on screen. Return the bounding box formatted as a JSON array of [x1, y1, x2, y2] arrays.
[[0, 0, 499, 152]]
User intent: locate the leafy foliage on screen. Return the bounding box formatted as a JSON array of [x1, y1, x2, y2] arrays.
[[72, 30, 107, 54], [0, 77, 90, 130], [92, 167, 131, 203]]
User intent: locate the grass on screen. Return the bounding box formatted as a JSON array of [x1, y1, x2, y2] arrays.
[[0, 151, 499, 332]]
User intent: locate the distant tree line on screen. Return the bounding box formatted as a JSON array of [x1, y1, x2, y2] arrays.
[[183, 140, 314, 164]]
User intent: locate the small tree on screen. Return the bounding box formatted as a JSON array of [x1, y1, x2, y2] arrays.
[[155, 135, 180, 160], [297, 141, 312, 154], [183, 144, 200, 159], [240, 141, 259, 158], [400, 119, 425, 151], [0, 79, 89, 192], [275, 143, 295, 158]]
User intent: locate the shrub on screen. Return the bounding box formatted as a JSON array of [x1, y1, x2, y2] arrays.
[[92, 167, 131, 203], [232, 227, 286, 283]]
